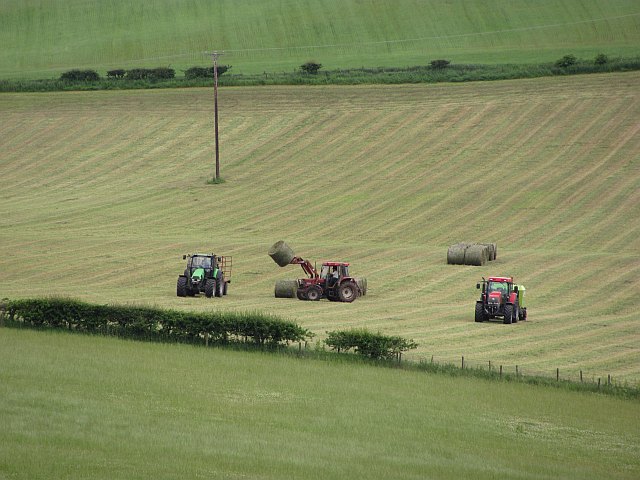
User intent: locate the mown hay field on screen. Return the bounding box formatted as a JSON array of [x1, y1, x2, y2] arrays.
[[1, 0, 639, 78], [0, 72, 638, 383]]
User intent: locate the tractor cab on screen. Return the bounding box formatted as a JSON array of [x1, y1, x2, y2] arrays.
[[486, 279, 510, 302], [320, 262, 350, 287], [185, 254, 218, 281]]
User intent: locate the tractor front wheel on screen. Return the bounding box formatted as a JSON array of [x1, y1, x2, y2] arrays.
[[205, 279, 216, 298], [338, 281, 358, 303], [306, 285, 322, 301], [503, 304, 514, 324], [296, 288, 308, 301], [475, 302, 485, 322], [177, 277, 187, 297]]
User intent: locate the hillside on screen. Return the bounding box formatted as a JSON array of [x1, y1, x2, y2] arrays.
[[0, 72, 638, 383], [1, 329, 638, 480], [1, 0, 639, 78]]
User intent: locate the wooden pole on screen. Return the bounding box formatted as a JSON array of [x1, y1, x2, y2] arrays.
[[209, 51, 224, 181]]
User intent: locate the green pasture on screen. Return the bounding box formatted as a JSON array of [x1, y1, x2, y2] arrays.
[[1, 0, 639, 78], [0, 73, 638, 384], [0, 328, 638, 480]]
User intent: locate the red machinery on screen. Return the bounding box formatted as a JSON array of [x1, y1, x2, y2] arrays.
[[475, 276, 527, 324], [291, 257, 360, 302]]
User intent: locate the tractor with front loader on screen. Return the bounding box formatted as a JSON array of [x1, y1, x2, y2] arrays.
[[269, 241, 362, 302], [475, 276, 526, 324], [294, 259, 360, 302], [176, 253, 232, 298]]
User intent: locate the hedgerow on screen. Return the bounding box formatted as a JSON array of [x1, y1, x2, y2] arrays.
[[3, 57, 638, 92], [325, 328, 417, 360], [0, 297, 312, 347]]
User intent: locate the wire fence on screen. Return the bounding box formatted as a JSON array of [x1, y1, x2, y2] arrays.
[[407, 353, 629, 389]]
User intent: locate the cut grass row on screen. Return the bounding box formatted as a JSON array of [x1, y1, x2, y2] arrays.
[[1, 328, 638, 479], [0, 73, 638, 383]]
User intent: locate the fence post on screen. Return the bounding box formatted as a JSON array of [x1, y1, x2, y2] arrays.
[[430, 355, 434, 364], [580, 370, 583, 382], [516, 365, 519, 376], [461, 356, 465, 369], [488, 360, 491, 371], [499, 365, 502, 377], [556, 368, 559, 381], [608, 374, 611, 386]]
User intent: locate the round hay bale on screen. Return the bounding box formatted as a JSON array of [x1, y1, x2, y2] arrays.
[[274, 279, 298, 298], [268, 240, 295, 267], [480, 243, 497, 261], [355, 277, 368, 296], [447, 242, 471, 265], [465, 244, 488, 266]]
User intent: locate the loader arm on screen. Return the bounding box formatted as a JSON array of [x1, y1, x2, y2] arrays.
[[290, 257, 319, 279]]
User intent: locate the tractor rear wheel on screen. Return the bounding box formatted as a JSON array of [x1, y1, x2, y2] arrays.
[[475, 302, 485, 322], [338, 281, 358, 303], [306, 285, 322, 301], [205, 279, 216, 298], [503, 304, 514, 324], [215, 279, 223, 297], [512, 305, 519, 323], [177, 277, 187, 297]]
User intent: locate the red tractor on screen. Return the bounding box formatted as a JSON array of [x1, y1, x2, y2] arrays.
[[291, 257, 361, 302], [475, 276, 527, 324]]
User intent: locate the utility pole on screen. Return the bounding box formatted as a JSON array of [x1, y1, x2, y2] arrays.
[[209, 51, 224, 181]]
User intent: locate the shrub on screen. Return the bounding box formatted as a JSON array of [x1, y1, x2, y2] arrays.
[[300, 62, 322, 74], [60, 69, 100, 82], [124, 68, 175, 81], [184, 65, 231, 79], [125, 68, 151, 80], [151, 67, 175, 80], [106, 69, 126, 79], [2, 297, 312, 347], [430, 59, 451, 69], [594, 53, 609, 65], [555, 54, 577, 68], [325, 329, 418, 360]]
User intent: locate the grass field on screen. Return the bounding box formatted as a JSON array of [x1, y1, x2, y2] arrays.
[[1, 328, 638, 480], [1, 0, 639, 78], [1, 72, 638, 384]]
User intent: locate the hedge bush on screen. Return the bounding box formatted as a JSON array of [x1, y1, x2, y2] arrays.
[[184, 65, 231, 79], [1, 298, 312, 347], [325, 328, 418, 360], [430, 59, 451, 69], [60, 69, 100, 82], [106, 69, 126, 78], [125, 68, 175, 81]]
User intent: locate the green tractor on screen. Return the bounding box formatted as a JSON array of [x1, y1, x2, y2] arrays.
[[177, 253, 232, 298]]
